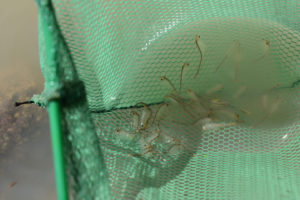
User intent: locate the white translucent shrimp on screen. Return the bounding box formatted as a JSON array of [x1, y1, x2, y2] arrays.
[[198, 118, 237, 131], [130, 111, 140, 131], [261, 83, 280, 110], [141, 129, 161, 145], [269, 98, 281, 114], [252, 84, 281, 127], [184, 84, 234, 124], [115, 102, 154, 145], [240, 108, 251, 115], [152, 103, 170, 125], [233, 85, 247, 99], [186, 83, 244, 125], [202, 122, 237, 131], [136, 102, 152, 131], [165, 137, 190, 156], [140, 138, 165, 161], [255, 39, 270, 62], [164, 93, 197, 119], [253, 97, 281, 127], [114, 128, 135, 141], [210, 98, 228, 106], [205, 83, 224, 96], [186, 89, 210, 119]]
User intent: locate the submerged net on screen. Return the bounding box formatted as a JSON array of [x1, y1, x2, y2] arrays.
[[34, 0, 300, 199]]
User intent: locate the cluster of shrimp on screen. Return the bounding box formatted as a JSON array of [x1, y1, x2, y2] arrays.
[[210, 37, 282, 127], [214, 38, 270, 82], [114, 100, 191, 163], [114, 34, 280, 162]]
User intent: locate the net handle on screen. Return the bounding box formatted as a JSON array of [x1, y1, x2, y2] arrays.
[[48, 100, 69, 200], [37, 0, 69, 199]]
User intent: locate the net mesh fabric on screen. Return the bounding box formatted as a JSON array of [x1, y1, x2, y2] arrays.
[[40, 0, 300, 199]]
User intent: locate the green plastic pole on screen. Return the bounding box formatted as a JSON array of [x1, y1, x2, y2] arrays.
[[48, 100, 69, 200], [36, 0, 71, 198]]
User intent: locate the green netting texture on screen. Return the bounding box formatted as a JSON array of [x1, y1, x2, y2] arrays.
[[38, 0, 300, 200], [34, 1, 111, 199]]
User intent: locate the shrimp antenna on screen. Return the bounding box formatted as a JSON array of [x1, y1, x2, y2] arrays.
[[179, 62, 189, 93], [215, 40, 239, 72], [193, 35, 203, 78], [215, 53, 229, 72], [161, 76, 177, 93], [15, 100, 34, 107]]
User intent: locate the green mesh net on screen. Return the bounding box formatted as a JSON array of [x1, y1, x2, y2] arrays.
[[34, 0, 300, 199]]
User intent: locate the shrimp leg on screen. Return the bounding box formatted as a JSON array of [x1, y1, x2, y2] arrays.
[[215, 40, 240, 72]]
